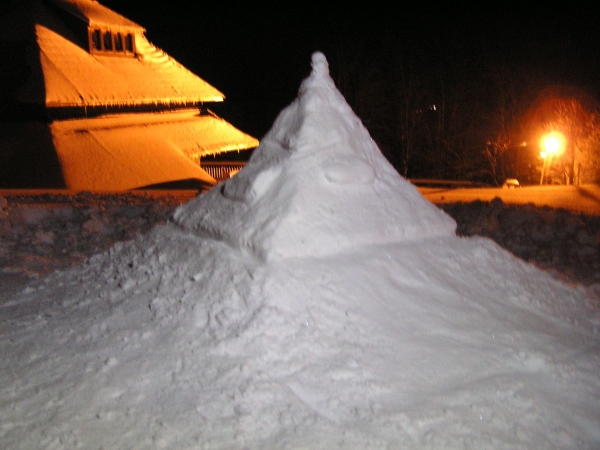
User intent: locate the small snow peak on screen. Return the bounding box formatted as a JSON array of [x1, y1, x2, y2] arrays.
[[311, 52, 329, 77], [299, 52, 337, 96]]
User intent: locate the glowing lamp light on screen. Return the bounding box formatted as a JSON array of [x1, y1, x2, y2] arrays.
[[539, 131, 566, 184], [540, 131, 566, 158]]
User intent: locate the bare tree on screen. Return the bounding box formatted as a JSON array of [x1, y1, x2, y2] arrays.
[[393, 62, 419, 177], [539, 96, 600, 184], [478, 62, 539, 185]]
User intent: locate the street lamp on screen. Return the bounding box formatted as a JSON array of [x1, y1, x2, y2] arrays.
[[539, 131, 566, 185]]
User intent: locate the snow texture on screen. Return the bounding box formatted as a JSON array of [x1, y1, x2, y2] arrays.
[[1, 53, 599, 449], [51, 109, 258, 191], [37, 22, 223, 107], [174, 52, 456, 260]]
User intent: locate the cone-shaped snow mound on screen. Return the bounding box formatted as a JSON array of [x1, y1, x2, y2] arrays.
[[2, 52, 599, 450], [175, 52, 456, 259]]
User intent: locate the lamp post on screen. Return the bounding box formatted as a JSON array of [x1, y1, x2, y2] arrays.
[[539, 131, 566, 185]]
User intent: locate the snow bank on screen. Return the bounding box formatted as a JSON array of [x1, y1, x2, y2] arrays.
[[174, 53, 455, 260], [1, 53, 599, 449]]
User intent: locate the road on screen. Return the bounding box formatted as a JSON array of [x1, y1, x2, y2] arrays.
[[2, 184, 600, 215], [418, 184, 600, 216]]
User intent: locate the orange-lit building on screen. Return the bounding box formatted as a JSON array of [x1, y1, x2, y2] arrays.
[[0, 0, 258, 190]]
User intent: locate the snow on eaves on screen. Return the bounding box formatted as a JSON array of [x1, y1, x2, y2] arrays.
[[37, 25, 224, 107], [48, 108, 259, 191]]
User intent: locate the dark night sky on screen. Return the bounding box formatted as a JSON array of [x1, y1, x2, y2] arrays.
[[101, 1, 600, 140]]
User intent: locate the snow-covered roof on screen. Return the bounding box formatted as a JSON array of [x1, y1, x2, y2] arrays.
[[50, 109, 258, 191], [37, 23, 224, 107], [4, 0, 225, 106]]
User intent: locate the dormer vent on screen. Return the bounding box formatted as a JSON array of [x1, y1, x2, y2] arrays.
[[89, 27, 135, 55]]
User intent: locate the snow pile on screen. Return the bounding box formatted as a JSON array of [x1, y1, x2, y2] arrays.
[[1, 53, 599, 449], [174, 52, 455, 260]]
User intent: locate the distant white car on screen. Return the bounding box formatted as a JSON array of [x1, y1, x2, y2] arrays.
[[502, 178, 520, 189]]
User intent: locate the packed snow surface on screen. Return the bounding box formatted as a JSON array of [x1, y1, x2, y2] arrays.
[[1, 53, 599, 449], [174, 52, 456, 259]]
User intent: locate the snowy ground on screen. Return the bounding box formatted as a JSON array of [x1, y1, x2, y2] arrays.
[[1, 53, 599, 449], [0, 191, 191, 297], [441, 199, 600, 288], [1, 189, 598, 295]]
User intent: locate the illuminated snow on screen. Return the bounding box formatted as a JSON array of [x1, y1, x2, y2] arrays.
[[51, 109, 258, 191], [37, 23, 224, 107], [1, 53, 599, 449]]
